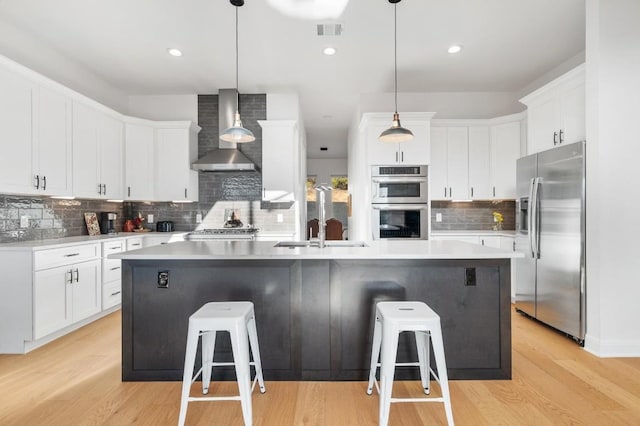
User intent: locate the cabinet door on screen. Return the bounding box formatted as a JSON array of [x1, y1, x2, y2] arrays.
[[34, 266, 72, 339], [72, 102, 100, 198], [398, 120, 430, 164], [468, 126, 491, 199], [0, 64, 35, 194], [155, 128, 196, 201], [98, 115, 124, 199], [124, 124, 155, 200], [367, 122, 400, 165], [491, 122, 521, 199], [447, 127, 469, 199], [559, 78, 585, 145], [72, 259, 101, 322], [526, 96, 558, 154], [261, 121, 297, 201], [430, 127, 448, 200], [36, 87, 73, 196]]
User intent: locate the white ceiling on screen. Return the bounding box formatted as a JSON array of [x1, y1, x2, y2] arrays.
[[0, 0, 585, 158]]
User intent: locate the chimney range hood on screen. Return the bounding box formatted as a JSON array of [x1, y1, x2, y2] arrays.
[[191, 89, 259, 172]]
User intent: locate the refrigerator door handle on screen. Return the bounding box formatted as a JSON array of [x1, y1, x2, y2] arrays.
[[532, 177, 541, 259], [528, 178, 536, 258]]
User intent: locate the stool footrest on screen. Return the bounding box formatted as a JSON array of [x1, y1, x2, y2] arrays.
[[189, 396, 242, 402], [390, 397, 446, 404]]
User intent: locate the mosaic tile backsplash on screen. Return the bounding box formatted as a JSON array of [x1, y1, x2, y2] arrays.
[[430, 200, 516, 231]]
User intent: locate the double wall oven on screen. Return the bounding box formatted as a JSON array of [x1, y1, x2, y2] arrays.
[[371, 165, 429, 240]]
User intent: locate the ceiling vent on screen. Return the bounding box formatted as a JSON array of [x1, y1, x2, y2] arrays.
[[317, 23, 343, 36]]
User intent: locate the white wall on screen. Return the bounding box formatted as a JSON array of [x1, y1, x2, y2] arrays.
[[359, 92, 524, 120], [307, 158, 348, 185], [585, 0, 640, 356], [128, 95, 198, 122], [0, 18, 128, 112]]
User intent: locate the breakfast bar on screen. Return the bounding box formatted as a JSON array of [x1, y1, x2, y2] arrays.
[[113, 240, 519, 381]]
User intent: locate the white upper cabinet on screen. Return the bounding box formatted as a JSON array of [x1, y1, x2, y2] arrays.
[[0, 60, 72, 196], [154, 123, 200, 202], [364, 113, 433, 166], [468, 126, 491, 200], [124, 123, 155, 201], [0, 62, 34, 195], [431, 115, 522, 201], [430, 126, 469, 200], [520, 64, 585, 154], [72, 102, 123, 199], [259, 120, 300, 202], [490, 121, 521, 199], [35, 87, 73, 196]]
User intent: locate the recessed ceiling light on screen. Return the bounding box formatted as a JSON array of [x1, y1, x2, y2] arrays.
[[323, 47, 337, 56], [447, 44, 463, 54], [167, 48, 183, 57]]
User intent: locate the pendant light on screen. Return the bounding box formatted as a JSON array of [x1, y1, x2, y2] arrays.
[[379, 0, 414, 143], [220, 0, 256, 143]]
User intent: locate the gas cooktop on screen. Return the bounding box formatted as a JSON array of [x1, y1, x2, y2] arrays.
[[185, 227, 259, 240]]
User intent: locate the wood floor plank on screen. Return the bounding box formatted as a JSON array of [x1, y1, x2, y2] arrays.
[[1, 309, 640, 425]]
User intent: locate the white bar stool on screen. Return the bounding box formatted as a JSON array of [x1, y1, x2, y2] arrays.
[[178, 301, 266, 426], [366, 301, 454, 426]]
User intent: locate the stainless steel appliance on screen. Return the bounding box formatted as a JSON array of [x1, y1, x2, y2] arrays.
[[99, 212, 117, 235], [371, 165, 429, 240], [156, 221, 174, 232], [185, 228, 259, 241], [515, 140, 585, 345], [371, 165, 428, 204]]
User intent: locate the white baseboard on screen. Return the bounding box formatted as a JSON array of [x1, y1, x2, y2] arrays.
[[584, 333, 640, 357]]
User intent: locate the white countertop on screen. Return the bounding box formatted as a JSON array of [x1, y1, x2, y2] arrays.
[[0, 232, 188, 251], [110, 240, 522, 261], [430, 230, 516, 237]]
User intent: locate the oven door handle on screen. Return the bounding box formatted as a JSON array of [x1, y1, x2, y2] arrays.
[[371, 177, 427, 183], [372, 205, 429, 211]]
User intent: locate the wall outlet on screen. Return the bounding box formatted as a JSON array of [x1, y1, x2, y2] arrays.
[[147, 214, 154, 223], [277, 213, 284, 223], [435, 213, 442, 223], [20, 216, 29, 228], [196, 213, 202, 223]]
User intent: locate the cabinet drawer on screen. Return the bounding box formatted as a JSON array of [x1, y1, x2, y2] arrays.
[[102, 240, 124, 254], [126, 237, 144, 251], [102, 258, 122, 282], [102, 281, 121, 310], [34, 243, 100, 271]]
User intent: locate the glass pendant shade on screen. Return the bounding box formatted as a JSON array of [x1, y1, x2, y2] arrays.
[[220, 111, 255, 143], [379, 113, 414, 142]]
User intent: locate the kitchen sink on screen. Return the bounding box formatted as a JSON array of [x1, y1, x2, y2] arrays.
[[274, 241, 367, 248]]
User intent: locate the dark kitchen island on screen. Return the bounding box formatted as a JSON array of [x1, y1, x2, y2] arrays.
[[113, 240, 519, 381]]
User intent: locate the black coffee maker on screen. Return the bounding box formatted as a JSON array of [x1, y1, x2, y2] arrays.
[[99, 212, 118, 234]]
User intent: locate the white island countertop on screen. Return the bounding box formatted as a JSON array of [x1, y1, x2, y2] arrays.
[[110, 239, 523, 261]]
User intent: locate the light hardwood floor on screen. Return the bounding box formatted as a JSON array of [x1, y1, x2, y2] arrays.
[[1, 307, 639, 425]]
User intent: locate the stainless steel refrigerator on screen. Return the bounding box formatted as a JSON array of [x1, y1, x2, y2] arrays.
[[515, 141, 585, 345]]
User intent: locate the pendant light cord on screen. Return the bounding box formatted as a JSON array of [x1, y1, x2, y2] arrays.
[[235, 6, 240, 113], [394, 3, 398, 114]]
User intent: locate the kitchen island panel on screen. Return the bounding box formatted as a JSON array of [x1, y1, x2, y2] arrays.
[[122, 257, 511, 381]]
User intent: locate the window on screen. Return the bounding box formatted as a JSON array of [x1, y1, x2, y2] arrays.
[[331, 176, 348, 202], [306, 176, 317, 201]]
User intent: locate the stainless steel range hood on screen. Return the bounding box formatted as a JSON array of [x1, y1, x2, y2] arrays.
[[191, 89, 259, 172]]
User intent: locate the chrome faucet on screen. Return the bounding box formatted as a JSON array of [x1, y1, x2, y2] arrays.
[[315, 185, 332, 248]]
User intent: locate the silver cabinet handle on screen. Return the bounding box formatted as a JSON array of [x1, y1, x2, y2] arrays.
[[110, 266, 121, 271], [512, 240, 516, 251], [493, 186, 496, 197], [42, 176, 46, 191], [559, 129, 564, 143], [35, 175, 40, 189], [449, 187, 452, 198], [185, 188, 187, 199], [98, 184, 102, 195], [471, 187, 474, 197], [395, 151, 398, 162], [67, 269, 73, 284], [131, 243, 141, 247], [73, 269, 79, 282], [103, 184, 106, 196], [128, 186, 131, 197], [553, 131, 559, 145], [401, 151, 404, 162], [64, 253, 80, 257], [110, 291, 121, 297], [444, 187, 447, 197]]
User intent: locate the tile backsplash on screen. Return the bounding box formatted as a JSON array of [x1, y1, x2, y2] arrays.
[[0, 195, 124, 243], [431, 200, 516, 231]]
